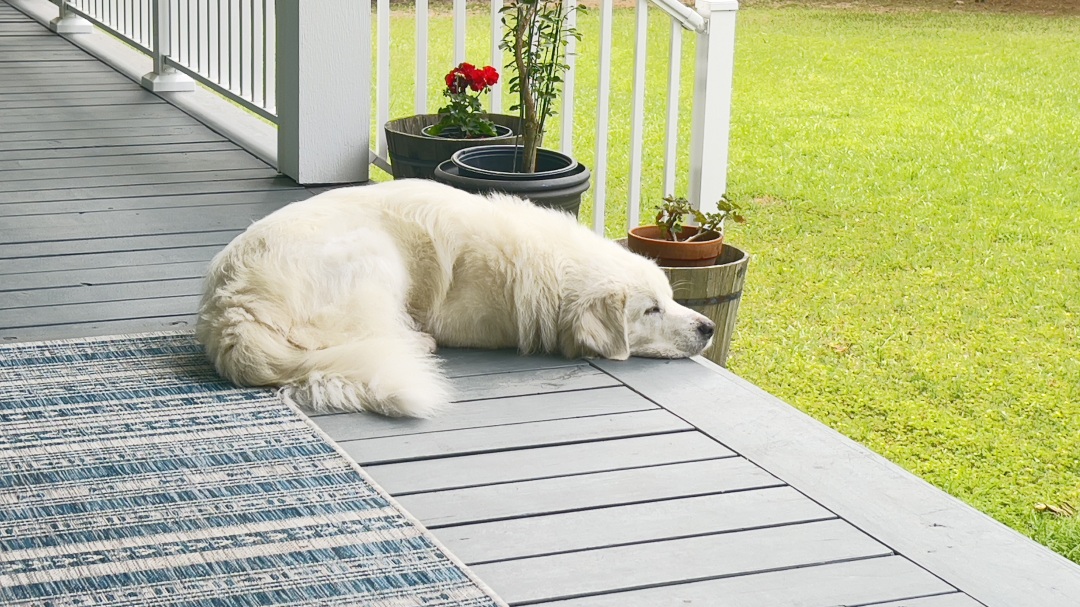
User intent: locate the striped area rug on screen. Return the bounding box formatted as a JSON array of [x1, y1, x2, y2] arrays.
[[0, 332, 505, 607]]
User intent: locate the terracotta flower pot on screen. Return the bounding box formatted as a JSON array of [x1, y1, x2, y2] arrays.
[[627, 225, 724, 267]]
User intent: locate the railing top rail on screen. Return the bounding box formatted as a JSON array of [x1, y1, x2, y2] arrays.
[[648, 0, 706, 32]]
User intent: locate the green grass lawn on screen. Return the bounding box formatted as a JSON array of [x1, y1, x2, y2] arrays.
[[377, 5, 1080, 563], [726, 5, 1080, 564]]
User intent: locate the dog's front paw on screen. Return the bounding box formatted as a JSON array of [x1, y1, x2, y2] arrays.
[[418, 331, 438, 354]]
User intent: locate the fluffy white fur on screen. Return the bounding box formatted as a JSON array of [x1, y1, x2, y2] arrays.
[[197, 179, 715, 417]]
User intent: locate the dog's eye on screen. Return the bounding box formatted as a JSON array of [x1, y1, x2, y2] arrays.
[[645, 306, 662, 316]]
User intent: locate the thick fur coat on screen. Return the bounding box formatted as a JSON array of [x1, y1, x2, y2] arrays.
[[197, 179, 714, 417]]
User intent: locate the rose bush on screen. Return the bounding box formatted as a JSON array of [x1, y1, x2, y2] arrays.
[[428, 62, 500, 138]]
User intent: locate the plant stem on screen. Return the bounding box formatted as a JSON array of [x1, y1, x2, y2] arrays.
[[513, 2, 539, 172]]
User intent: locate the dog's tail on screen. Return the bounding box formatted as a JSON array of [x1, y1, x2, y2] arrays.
[[200, 312, 451, 418]]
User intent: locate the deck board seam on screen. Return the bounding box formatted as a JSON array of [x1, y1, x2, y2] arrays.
[[510, 553, 900, 607], [459, 515, 843, 567], [386, 453, 740, 498], [346, 427, 691, 466], [0, 228, 258, 247], [0, 232, 242, 259], [1, 284, 202, 311], [447, 383, 625, 405], [851, 591, 986, 607], [353, 426, 698, 460], [422, 482, 793, 530]]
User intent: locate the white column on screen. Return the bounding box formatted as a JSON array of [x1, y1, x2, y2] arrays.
[[688, 0, 738, 214], [50, 1, 93, 35], [141, 0, 195, 93], [276, 0, 370, 184]]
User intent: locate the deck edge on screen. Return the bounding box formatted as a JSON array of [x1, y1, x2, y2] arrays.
[[590, 355, 1080, 607]]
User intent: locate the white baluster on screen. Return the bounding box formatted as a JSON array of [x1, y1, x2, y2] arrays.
[[662, 19, 682, 199], [591, 0, 614, 235], [627, 0, 649, 230]]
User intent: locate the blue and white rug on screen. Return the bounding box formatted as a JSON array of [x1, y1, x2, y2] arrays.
[[0, 332, 505, 607]]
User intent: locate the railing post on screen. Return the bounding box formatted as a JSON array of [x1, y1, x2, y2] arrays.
[[50, 1, 92, 34], [141, 0, 195, 92], [276, 0, 370, 184], [688, 0, 738, 214]]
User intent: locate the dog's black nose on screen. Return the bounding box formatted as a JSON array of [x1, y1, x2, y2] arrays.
[[697, 320, 716, 339]]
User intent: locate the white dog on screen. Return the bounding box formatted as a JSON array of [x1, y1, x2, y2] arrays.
[[197, 179, 715, 417]]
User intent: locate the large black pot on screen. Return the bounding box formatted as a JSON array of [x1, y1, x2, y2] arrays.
[[384, 114, 520, 180], [433, 145, 590, 217]]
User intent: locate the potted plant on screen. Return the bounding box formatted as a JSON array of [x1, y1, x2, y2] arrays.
[[434, 0, 591, 217], [627, 195, 750, 367], [628, 195, 746, 267], [384, 62, 519, 180]]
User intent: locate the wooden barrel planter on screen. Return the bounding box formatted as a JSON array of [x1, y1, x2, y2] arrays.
[[384, 114, 520, 180], [662, 244, 750, 367]]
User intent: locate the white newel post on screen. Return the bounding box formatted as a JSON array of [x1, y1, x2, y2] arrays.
[[688, 0, 738, 214], [141, 0, 195, 92], [276, 0, 370, 184], [50, 1, 92, 35]]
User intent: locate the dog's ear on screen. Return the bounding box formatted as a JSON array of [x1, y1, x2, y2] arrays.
[[562, 288, 630, 360]]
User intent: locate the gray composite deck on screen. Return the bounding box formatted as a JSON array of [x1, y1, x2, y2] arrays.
[[0, 2, 310, 341], [4, 2, 1080, 606]]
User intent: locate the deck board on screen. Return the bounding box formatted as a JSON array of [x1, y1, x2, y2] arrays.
[[434, 487, 835, 564], [0, 140, 241, 161], [535, 557, 958, 607], [0, 176, 302, 204], [365, 432, 733, 495], [3, 4, 1077, 605], [393, 458, 784, 527], [0, 245, 224, 275], [0, 89, 163, 109], [312, 386, 659, 442], [340, 409, 692, 465], [0, 189, 306, 217], [471, 519, 893, 604], [1, 277, 203, 310]]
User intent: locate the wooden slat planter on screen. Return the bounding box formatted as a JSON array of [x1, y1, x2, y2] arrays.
[[663, 244, 749, 367], [384, 113, 521, 180]]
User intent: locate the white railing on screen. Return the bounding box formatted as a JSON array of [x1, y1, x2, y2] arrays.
[[369, 0, 736, 232], [166, 0, 276, 119], [57, 0, 276, 120], [43, 0, 735, 232]]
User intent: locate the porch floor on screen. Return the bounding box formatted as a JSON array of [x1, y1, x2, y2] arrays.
[[3, 3, 1080, 606]]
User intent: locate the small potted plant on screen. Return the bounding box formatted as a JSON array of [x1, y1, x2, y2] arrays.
[[424, 63, 506, 139], [384, 62, 518, 180], [628, 195, 746, 267], [434, 0, 591, 216]]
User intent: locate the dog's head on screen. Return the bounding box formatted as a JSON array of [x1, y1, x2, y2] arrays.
[[559, 248, 715, 360]]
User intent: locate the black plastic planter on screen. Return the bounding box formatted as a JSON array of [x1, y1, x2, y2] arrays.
[[383, 114, 520, 180], [433, 145, 591, 217]]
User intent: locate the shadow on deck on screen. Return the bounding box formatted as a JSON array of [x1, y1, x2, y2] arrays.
[[3, 3, 1080, 606]]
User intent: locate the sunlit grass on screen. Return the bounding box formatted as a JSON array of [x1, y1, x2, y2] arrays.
[[375, 5, 1080, 563], [726, 6, 1080, 564]]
